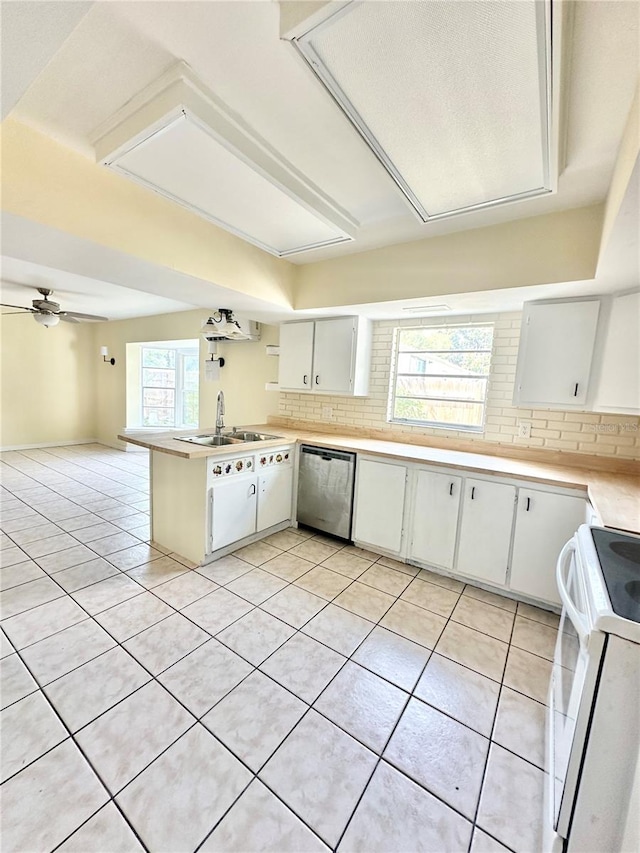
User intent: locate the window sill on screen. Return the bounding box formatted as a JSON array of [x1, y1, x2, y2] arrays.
[[389, 419, 485, 434]]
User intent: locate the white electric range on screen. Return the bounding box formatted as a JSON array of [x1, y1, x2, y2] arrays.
[[545, 524, 640, 852]]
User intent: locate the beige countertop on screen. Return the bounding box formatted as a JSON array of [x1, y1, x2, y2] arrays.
[[119, 426, 640, 534]]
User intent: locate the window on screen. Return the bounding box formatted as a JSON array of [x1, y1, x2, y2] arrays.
[[141, 344, 199, 428], [389, 324, 494, 431]]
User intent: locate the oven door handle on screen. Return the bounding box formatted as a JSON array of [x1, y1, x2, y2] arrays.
[[556, 538, 590, 645]]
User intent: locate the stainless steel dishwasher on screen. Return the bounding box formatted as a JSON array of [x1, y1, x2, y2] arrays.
[[297, 445, 356, 540]]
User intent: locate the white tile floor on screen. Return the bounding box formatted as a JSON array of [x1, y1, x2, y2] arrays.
[[0, 444, 559, 853]]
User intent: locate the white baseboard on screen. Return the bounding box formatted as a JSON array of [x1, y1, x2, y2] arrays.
[[0, 439, 100, 452]]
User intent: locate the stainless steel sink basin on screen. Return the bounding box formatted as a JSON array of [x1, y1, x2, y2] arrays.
[[176, 435, 240, 446], [175, 430, 282, 446], [224, 431, 281, 442]]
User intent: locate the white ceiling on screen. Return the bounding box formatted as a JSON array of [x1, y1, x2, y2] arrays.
[[0, 1, 92, 119], [0, 212, 294, 322], [0, 257, 195, 320], [7, 0, 639, 263], [1, 0, 638, 328]]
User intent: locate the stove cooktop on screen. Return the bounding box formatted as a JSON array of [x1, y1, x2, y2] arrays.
[[591, 527, 640, 624]]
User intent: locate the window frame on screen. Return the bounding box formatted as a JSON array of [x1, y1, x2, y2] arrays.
[[140, 345, 199, 429], [388, 323, 494, 433]]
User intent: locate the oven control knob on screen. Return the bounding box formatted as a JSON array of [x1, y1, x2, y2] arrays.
[[276, 454, 283, 463], [236, 461, 244, 471], [213, 465, 222, 476]]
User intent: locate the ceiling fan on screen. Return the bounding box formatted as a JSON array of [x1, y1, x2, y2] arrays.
[[0, 287, 109, 327]]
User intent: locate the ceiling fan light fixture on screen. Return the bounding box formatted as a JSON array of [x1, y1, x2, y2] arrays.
[[34, 313, 60, 328]]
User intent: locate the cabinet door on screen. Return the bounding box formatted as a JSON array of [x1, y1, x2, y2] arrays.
[[210, 476, 257, 551], [312, 318, 355, 394], [353, 459, 406, 553], [510, 489, 585, 605], [456, 478, 515, 586], [278, 322, 314, 390], [514, 300, 600, 406], [593, 292, 640, 413], [410, 470, 461, 569], [257, 465, 293, 532]]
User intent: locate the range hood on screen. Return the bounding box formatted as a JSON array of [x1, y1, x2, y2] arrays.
[[290, 0, 561, 222], [92, 63, 357, 257]]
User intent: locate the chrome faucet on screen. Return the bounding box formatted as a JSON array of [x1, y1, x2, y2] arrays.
[[215, 390, 225, 435]]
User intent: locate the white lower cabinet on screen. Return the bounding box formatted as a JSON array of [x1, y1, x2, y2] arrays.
[[210, 475, 257, 552], [410, 470, 461, 569], [510, 489, 586, 605], [455, 478, 516, 586], [257, 465, 293, 532], [354, 459, 407, 553]]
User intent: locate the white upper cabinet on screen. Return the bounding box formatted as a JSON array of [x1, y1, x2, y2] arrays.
[[278, 317, 372, 396], [592, 291, 640, 414], [278, 321, 314, 390], [313, 317, 356, 393], [409, 470, 461, 570], [513, 299, 601, 408], [456, 478, 516, 586]]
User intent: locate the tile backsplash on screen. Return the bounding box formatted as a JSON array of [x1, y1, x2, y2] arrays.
[[278, 313, 640, 461]]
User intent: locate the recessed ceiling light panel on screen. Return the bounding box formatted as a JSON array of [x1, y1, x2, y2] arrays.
[[293, 0, 557, 222], [93, 64, 356, 257]]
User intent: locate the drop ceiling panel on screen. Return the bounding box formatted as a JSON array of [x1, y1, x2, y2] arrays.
[[111, 112, 348, 256], [296, 0, 552, 220]]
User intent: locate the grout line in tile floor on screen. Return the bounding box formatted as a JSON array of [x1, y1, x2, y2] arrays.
[[2, 496, 552, 753], [1, 445, 554, 852], [4, 544, 536, 852]]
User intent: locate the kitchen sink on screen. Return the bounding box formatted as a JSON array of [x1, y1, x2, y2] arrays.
[[224, 431, 282, 442], [175, 430, 283, 446], [176, 435, 240, 446]]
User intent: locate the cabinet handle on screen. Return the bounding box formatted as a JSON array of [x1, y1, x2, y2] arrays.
[[470, 486, 475, 500], [526, 496, 531, 512], [303, 375, 308, 385], [574, 382, 579, 397], [315, 375, 320, 385], [449, 482, 454, 496], [249, 484, 256, 496]]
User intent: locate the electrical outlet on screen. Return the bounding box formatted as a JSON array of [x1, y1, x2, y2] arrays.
[[517, 421, 532, 440], [321, 406, 333, 420]]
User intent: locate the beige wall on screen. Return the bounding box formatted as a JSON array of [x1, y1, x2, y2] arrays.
[[600, 79, 639, 256], [279, 314, 640, 460], [94, 309, 280, 447], [294, 204, 604, 309], [0, 119, 295, 308], [0, 312, 97, 448], [0, 308, 280, 450]]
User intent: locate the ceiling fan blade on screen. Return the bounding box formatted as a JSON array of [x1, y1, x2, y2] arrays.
[[59, 311, 109, 322], [0, 303, 35, 312], [1, 311, 32, 315], [58, 315, 81, 323]]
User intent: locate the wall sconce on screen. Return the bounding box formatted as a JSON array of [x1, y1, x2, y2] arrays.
[[100, 346, 115, 366], [206, 340, 225, 367]]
